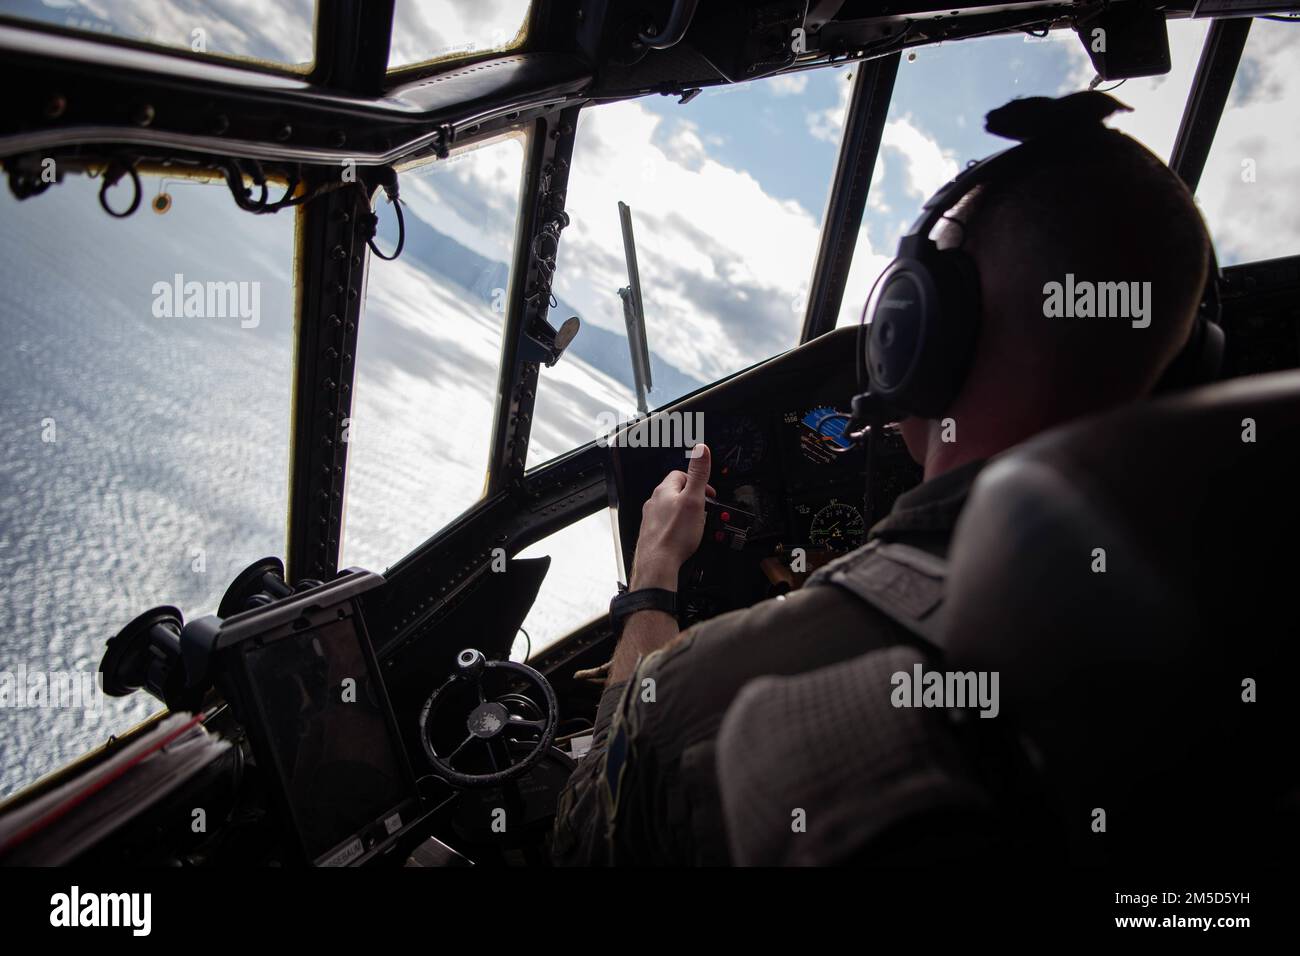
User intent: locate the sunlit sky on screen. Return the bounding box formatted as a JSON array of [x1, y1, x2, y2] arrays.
[[10, 2, 1294, 476], [410, 17, 1300, 397], [6, 1, 1295, 390], [2, 1, 1294, 531]]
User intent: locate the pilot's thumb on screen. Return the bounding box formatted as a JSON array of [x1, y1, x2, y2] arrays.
[[684, 443, 711, 496]]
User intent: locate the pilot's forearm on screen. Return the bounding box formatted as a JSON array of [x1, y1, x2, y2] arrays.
[[609, 560, 679, 683], [610, 608, 678, 683]]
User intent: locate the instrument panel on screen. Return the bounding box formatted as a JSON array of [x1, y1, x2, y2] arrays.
[[705, 402, 870, 552], [605, 327, 922, 623]]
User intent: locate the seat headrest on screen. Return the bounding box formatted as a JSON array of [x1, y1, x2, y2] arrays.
[[942, 369, 1300, 847]]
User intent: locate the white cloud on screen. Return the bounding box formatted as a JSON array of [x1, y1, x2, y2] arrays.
[[553, 100, 827, 383], [401, 134, 526, 264], [664, 120, 709, 168], [389, 0, 531, 68], [836, 225, 892, 329], [1059, 18, 1300, 264], [1064, 19, 1211, 160], [76, 0, 315, 64], [879, 116, 960, 199], [1193, 20, 1300, 264], [769, 73, 810, 96], [834, 116, 957, 326], [867, 151, 889, 213], [807, 71, 854, 143]]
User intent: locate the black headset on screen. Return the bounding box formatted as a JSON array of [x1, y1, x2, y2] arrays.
[[850, 134, 1224, 429]]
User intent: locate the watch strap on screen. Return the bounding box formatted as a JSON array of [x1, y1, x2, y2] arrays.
[[609, 586, 677, 633]]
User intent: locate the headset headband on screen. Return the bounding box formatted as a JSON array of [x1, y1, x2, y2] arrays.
[[901, 130, 1127, 254], [849, 113, 1223, 436]]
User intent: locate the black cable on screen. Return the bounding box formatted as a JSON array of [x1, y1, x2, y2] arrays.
[[1090, 77, 1128, 93], [220, 160, 269, 213], [366, 190, 406, 261], [98, 162, 141, 218], [864, 421, 877, 529]]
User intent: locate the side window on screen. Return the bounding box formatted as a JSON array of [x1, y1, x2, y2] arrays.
[[516, 511, 622, 658], [1194, 19, 1300, 266], [340, 133, 527, 572], [389, 0, 532, 71], [0, 173, 294, 796]]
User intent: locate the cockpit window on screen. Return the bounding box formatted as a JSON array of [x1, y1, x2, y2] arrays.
[[388, 0, 531, 72], [834, 19, 1211, 329], [525, 70, 853, 468], [1194, 18, 1300, 266], [339, 132, 527, 573], [0, 0, 317, 71], [517, 510, 621, 658], [0, 172, 294, 796]]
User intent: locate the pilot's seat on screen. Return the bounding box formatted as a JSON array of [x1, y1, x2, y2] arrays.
[[717, 369, 1300, 864]]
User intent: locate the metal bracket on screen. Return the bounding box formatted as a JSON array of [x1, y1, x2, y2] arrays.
[[286, 184, 372, 580], [488, 106, 582, 492]]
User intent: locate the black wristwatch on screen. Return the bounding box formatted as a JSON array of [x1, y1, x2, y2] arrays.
[[609, 583, 677, 636]]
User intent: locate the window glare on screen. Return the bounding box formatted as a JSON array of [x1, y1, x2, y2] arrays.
[[0, 174, 293, 795], [340, 135, 526, 572], [517, 510, 621, 657]]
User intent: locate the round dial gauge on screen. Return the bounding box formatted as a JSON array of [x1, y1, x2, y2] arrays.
[[809, 500, 866, 551], [714, 417, 766, 477]]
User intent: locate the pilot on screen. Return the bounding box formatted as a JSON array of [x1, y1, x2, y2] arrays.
[[552, 93, 1214, 865]]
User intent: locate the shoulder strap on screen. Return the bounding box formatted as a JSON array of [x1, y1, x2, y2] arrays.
[[803, 541, 1061, 857], [806, 540, 948, 649]]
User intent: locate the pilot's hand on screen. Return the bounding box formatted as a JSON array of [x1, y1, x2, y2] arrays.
[[630, 443, 714, 592]]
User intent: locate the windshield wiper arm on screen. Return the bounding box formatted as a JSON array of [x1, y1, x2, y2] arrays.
[[617, 200, 653, 416]]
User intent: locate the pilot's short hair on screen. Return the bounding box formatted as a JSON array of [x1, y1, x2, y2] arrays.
[[954, 131, 1212, 404]]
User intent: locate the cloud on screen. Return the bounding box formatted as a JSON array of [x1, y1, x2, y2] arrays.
[[879, 116, 960, 199], [769, 73, 810, 96], [836, 226, 892, 328], [389, 0, 531, 68], [835, 117, 957, 326], [807, 71, 854, 143], [40, 0, 531, 71], [550, 100, 828, 384], [1062, 19, 1211, 161], [1191, 20, 1300, 265], [401, 134, 527, 264], [1058, 18, 1300, 265], [402, 95, 838, 388], [73, 0, 316, 65]]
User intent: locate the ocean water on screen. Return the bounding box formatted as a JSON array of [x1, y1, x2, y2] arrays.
[[0, 174, 623, 796]]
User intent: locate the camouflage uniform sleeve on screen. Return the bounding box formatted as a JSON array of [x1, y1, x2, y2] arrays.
[[551, 584, 908, 865], [550, 673, 633, 865], [549, 640, 688, 866]]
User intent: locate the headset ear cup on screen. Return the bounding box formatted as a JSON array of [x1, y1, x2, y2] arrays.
[[1154, 317, 1225, 393], [864, 258, 929, 404], [903, 248, 982, 417]]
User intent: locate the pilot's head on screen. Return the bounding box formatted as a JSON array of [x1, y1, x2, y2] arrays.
[[900, 123, 1212, 475]]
